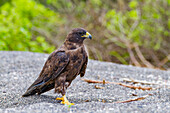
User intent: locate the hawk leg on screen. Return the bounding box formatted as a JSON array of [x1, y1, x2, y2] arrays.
[[55, 79, 74, 105]]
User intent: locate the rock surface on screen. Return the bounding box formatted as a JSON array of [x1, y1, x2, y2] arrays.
[[0, 51, 169, 113]]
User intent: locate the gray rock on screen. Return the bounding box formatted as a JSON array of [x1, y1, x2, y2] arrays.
[[0, 51, 169, 113]]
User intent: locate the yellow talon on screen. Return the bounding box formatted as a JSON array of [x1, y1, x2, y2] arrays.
[[56, 95, 74, 105], [56, 97, 64, 101]]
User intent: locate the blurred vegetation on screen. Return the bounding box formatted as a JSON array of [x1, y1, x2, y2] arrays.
[[0, 0, 169, 70], [0, 0, 62, 52]]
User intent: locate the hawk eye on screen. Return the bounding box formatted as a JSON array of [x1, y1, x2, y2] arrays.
[[79, 32, 84, 35]]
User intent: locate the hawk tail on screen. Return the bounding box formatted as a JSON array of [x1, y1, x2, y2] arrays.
[[22, 87, 37, 97], [22, 79, 45, 97], [22, 82, 55, 97]]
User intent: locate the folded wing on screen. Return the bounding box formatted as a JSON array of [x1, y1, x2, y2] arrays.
[[22, 51, 69, 97]]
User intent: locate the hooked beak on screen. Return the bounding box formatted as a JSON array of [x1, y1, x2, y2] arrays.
[[81, 32, 92, 39]]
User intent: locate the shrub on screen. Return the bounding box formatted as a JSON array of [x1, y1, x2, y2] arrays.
[[0, 0, 64, 53], [104, 0, 170, 68]]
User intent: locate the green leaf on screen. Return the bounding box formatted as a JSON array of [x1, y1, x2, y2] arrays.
[[0, 40, 7, 50], [36, 36, 45, 43], [47, 0, 52, 4], [129, 0, 138, 9], [106, 10, 116, 19], [128, 10, 138, 19]]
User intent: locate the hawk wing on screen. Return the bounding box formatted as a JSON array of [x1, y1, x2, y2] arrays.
[[79, 55, 88, 77], [22, 51, 69, 97]]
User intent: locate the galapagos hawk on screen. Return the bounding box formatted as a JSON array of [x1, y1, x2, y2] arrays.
[[22, 28, 92, 105]]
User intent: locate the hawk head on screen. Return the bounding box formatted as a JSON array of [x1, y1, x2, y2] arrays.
[[66, 28, 92, 44]]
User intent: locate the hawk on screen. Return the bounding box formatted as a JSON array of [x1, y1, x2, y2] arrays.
[[22, 28, 92, 105]]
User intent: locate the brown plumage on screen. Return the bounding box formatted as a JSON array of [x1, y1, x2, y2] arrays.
[[22, 28, 92, 105]]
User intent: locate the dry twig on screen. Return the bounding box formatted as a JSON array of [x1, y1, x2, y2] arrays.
[[115, 94, 152, 103], [122, 78, 170, 86], [94, 85, 104, 89], [82, 79, 153, 90]]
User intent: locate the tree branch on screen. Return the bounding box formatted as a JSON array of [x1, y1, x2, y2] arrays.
[[134, 44, 155, 68]]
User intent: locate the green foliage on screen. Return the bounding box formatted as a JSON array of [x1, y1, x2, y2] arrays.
[[0, 0, 63, 53], [0, 0, 169, 69], [105, 0, 170, 67], [105, 0, 169, 49]]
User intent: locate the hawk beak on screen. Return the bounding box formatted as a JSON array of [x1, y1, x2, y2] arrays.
[[81, 32, 92, 39]]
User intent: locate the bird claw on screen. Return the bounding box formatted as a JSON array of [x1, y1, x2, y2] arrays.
[[61, 101, 75, 105], [56, 97, 64, 101], [56, 95, 75, 105]]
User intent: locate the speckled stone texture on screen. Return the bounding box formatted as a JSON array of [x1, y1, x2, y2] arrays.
[[0, 51, 169, 113]]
